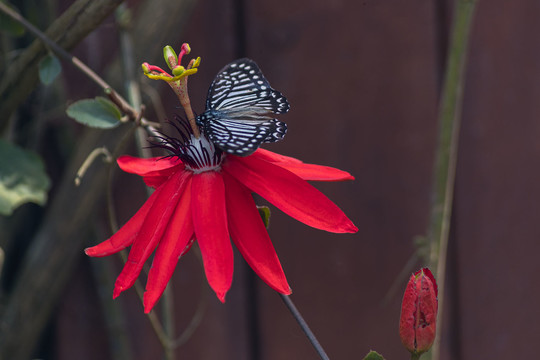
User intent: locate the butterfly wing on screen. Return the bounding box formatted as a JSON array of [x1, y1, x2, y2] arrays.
[[199, 58, 290, 156], [206, 58, 290, 114], [198, 110, 287, 156]]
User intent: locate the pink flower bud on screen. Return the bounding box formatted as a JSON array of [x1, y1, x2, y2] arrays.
[[399, 268, 438, 356]]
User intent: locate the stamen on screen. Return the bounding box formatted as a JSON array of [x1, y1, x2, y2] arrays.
[[142, 63, 171, 76]]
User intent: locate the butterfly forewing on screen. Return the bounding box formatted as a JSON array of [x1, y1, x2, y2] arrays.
[[206, 58, 290, 114]]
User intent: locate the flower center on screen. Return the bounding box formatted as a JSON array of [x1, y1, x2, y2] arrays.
[[151, 116, 223, 172], [183, 134, 223, 173]]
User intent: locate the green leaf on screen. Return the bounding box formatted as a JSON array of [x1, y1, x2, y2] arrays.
[[257, 206, 271, 229], [362, 350, 386, 360], [66, 97, 122, 129], [0, 140, 51, 216], [0, 2, 25, 36], [38, 53, 62, 85]]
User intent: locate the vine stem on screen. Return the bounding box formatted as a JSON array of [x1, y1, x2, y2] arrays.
[[0, 1, 178, 355], [0, 1, 155, 133], [115, 5, 177, 359], [0, 2, 106, 89], [279, 294, 330, 360], [427, 0, 478, 359], [74, 147, 112, 186]]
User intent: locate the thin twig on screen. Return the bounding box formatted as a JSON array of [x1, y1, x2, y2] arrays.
[[105, 123, 139, 233], [0, 247, 5, 281], [171, 271, 208, 348], [0, 0, 125, 125], [279, 294, 330, 360], [75, 147, 112, 186], [89, 249, 134, 360], [119, 246, 206, 352], [161, 284, 175, 360], [141, 82, 168, 123], [117, 250, 172, 350], [115, 5, 176, 358], [0, 2, 109, 88], [427, 1, 478, 360], [381, 251, 419, 307]]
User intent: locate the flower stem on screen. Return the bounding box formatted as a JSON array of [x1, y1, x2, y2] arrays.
[[279, 294, 330, 360], [161, 283, 175, 360], [427, 0, 478, 359], [183, 100, 200, 139], [174, 79, 201, 138]]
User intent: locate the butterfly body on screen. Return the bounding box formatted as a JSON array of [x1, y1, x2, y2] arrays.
[[196, 58, 290, 156]]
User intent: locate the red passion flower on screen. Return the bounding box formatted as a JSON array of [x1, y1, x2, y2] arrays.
[[85, 118, 357, 313]]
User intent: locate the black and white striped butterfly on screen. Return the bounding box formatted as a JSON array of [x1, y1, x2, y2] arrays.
[[196, 58, 290, 156]]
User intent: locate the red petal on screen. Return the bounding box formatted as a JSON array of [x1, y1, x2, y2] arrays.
[[113, 170, 190, 298], [85, 186, 160, 257], [268, 162, 353, 182], [418, 267, 438, 297], [191, 171, 233, 302], [415, 273, 438, 353], [399, 273, 418, 352], [252, 148, 303, 164], [251, 149, 354, 181], [223, 156, 358, 233], [117, 155, 181, 175], [143, 176, 194, 313], [118, 155, 184, 188], [142, 174, 172, 189], [223, 172, 291, 294]]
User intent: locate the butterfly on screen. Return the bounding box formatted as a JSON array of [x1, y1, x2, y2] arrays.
[[196, 58, 290, 156]]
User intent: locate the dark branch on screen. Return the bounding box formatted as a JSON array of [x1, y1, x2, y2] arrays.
[[0, 0, 124, 129]]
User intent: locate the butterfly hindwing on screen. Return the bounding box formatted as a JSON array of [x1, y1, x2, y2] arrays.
[[198, 111, 287, 156]]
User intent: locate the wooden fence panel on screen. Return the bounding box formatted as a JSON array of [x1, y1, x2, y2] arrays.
[[49, 0, 540, 359]]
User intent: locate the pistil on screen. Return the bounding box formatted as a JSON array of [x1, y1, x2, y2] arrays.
[[142, 43, 201, 137]]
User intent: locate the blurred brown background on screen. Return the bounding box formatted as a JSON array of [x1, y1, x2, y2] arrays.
[[2, 0, 540, 359]]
